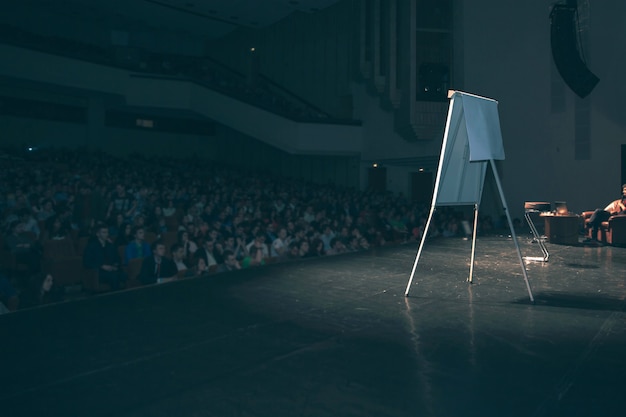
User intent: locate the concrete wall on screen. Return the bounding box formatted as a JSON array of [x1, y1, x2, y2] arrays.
[[459, 1, 626, 219], [0, 44, 362, 157], [352, 81, 441, 196], [0, 113, 218, 158], [207, 1, 356, 119]]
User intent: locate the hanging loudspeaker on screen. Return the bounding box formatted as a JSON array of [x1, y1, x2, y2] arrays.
[[550, 4, 599, 98]]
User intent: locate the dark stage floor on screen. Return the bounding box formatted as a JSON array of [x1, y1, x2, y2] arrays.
[[3, 234, 626, 417]]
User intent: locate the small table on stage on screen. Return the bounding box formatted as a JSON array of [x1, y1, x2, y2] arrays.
[[541, 213, 580, 245]]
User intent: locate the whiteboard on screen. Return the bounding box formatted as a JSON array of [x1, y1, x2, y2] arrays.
[[434, 91, 505, 206]]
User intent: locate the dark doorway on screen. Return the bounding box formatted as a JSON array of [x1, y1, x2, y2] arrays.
[[368, 166, 387, 192], [411, 171, 433, 203]]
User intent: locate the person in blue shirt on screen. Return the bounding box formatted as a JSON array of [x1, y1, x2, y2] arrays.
[[124, 226, 151, 265]]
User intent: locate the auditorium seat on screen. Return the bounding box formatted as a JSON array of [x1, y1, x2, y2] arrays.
[[125, 258, 143, 288], [164, 216, 179, 232], [75, 236, 90, 258], [43, 257, 83, 287], [43, 238, 76, 259], [581, 211, 626, 245], [144, 232, 157, 244], [42, 238, 83, 287], [161, 231, 178, 250], [81, 268, 111, 293], [117, 245, 125, 265], [0, 234, 31, 276]]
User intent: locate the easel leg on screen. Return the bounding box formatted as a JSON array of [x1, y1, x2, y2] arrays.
[[490, 160, 535, 303], [468, 203, 479, 283], [405, 205, 436, 297]]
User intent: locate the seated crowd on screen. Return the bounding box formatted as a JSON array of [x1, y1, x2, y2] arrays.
[[0, 148, 478, 312]]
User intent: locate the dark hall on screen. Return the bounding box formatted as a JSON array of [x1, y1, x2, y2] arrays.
[[2, 1, 626, 416]]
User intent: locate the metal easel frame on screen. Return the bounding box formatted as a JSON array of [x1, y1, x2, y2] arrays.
[[404, 161, 535, 303], [404, 91, 534, 303]]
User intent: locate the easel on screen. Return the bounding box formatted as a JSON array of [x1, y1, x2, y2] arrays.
[[404, 91, 534, 303]]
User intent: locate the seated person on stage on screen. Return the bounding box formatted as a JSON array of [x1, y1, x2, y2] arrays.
[[587, 184, 626, 240], [138, 241, 178, 285], [82, 224, 126, 290]]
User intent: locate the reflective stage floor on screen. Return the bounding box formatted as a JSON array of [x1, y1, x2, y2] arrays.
[[3, 234, 626, 417]]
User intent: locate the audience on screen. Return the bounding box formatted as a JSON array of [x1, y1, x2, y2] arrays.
[[270, 228, 290, 259], [217, 251, 242, 273], [186, 256, 209, 278], [177, 230, 198, 261], [246, 232, 269, 259], [195, 239, 219, 270], [18, 208, 41, 239], [5, 219, 41, 274], [241, 245, 265, 268], [170, 243, 188, 273], [124, 226, 151, 265], [82, 224, 126, 290], [326, 237, 347, 256], [138, 241, 177, 285], [0, 147, 481, 312], [42, 215, 71, 241], [19, 272, 60, 309], [35, 199, 56, 222]]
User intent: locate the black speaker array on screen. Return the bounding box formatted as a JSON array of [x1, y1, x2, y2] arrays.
[[550, 4, 599, 98]]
